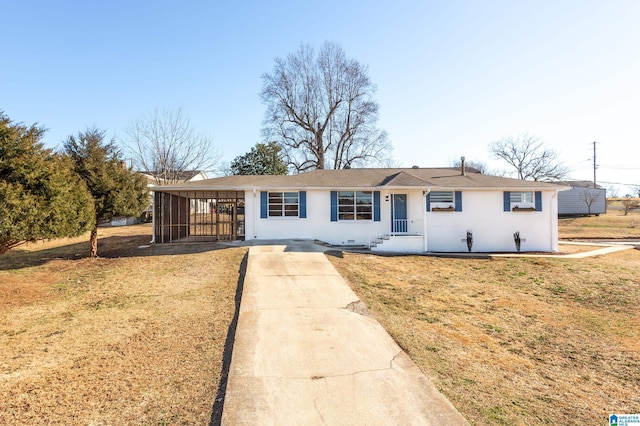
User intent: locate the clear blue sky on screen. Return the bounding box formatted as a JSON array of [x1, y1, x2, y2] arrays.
[[2, 0, 639, 193]]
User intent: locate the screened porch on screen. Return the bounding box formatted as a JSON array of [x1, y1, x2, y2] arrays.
[[153, 190, 245, 243]]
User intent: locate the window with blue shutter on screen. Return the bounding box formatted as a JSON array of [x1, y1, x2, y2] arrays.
[[330, 191, 338, 222], [455, 191, 462, 212], [503, 192, 511, 212], [260, 191, 268, 218], [535, 191, 542, 211], [374, 191, 380, 221], [299, 191, 307, 218]]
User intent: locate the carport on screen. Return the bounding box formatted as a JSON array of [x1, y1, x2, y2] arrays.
[[153, 190, 245, 243]]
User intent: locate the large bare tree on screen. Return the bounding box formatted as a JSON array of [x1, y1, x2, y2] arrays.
[[124, 107, 221, 184], [489, 134, 569, 181], [261, 42, 392, 172]]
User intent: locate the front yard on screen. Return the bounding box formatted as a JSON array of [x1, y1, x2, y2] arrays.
[[2, 211, 638, 425], [329, 235, 639, 424], [0, 224, 246, 424]]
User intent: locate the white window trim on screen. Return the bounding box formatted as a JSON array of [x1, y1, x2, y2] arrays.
[[338, 190, 374, 221], [268, 191, 299, 218], [510, 191, 534, 209], [430, 191, 455, 211]]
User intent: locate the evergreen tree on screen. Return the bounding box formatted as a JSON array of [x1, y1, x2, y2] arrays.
[[0, 112, 95, 254], [63, 127, 148, 257], [230, 142, 288, 175]]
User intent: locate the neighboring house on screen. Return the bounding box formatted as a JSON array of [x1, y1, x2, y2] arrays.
[[151, 167, 570, 253], [557, 181, 606, 216]]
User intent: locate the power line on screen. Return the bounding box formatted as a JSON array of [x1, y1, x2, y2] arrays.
[[599, 180, 638, 186]]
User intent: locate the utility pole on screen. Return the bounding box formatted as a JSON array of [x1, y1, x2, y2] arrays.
[[593, 141, 597, 188]]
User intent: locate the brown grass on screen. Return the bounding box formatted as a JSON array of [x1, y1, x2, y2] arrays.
[[559, 209, 640, 239], [0, 224, 246, 425], [329, 235, 640, 424]]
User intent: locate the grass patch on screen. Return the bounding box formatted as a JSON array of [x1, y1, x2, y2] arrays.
[[329, 249, 640, 425], [0, 224, 246, 425], [559, 209, 640, 239]]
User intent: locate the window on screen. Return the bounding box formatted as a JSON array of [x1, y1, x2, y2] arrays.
[[430, 191, 453, 203], [504, 191, 542, 212], [509, 191, 535, 210], [268, 191, 299, 217], [510, 191, 534, 207], [428, 191, 461, 212], [338, 191, 373, 220]]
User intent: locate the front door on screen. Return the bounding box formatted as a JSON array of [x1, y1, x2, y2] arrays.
[[391, 194, 408, 233]]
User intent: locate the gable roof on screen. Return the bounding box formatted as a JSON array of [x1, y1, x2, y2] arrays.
[[556, 180, 604, 189], [155, 168, 569, 192], [142, 170, 206, 183]]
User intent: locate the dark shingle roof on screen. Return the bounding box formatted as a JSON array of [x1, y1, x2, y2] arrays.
[[155, 168, 568, 191]]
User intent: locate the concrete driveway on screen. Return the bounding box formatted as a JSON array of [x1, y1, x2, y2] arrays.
[[221, 242, 469, 425]]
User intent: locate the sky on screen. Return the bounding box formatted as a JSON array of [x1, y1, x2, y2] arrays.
[[2, 0, 639, 194]]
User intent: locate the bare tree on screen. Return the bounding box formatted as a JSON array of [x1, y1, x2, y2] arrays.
[[630, 183, 640, 198], [621, 198, 640, 215], [450, 158, 489, 174], [606, 185, 619, 198], [579, 188, 601, 216], [489, 134, 569, 181], [261, 42, 392, 172], [124, 107, 221, 184]]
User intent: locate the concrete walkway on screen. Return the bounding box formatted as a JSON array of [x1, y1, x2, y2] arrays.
[[221, 244, 469, 425]]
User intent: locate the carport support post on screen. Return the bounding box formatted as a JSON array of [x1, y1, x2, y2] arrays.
[[423, 187, 430, 252], [150, 190, 155, 244]]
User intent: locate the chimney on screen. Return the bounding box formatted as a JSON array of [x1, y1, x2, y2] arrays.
[[460, 156, 466, 176]]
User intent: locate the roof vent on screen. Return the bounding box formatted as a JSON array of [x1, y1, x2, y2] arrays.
[[411, 165, 419, 169]]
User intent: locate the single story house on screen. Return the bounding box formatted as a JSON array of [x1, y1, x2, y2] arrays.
[[151, 167, 570, 253], [556, 180, 606, 216]]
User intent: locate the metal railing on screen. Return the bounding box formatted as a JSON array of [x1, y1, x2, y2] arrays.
[[392, 219, 408, 233]]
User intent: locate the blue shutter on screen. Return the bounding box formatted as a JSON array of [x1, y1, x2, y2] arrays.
[[455, 191, 462, 212], [260, 191, 268, 218], [373, 191, 380, 221], [503, 192, 511, 212], [299, 191, 306, 218], [535, 191, 542, 211], [426, 193, 431, 211], [330, 191, 338, 222]]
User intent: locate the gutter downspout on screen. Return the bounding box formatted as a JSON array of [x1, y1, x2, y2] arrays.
[[550, 191, 558, 252], [423, 187, 431, 252], [150, 191, 156, 244], [253, 188, 257, 240]]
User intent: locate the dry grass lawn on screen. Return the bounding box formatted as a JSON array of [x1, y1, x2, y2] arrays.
[[0, 224, 246, 425], [329, 214, 640, 425], [2, 209, 639, 425], [559, 208, 640, 239]]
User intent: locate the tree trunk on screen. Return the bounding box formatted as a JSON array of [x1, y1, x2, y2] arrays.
[[89, 226, 98, 258], [315, 123, 325, 169]]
